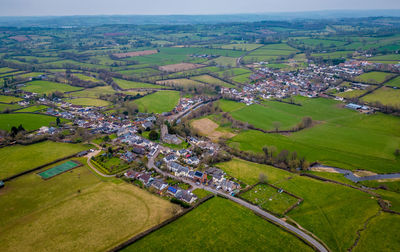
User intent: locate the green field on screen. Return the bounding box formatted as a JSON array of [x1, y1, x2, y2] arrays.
[[66, 97, 111, 107], [216, 158, 381, 252], [190, 74, 236, 88], [0, 158, 174, 251], [38, 160, 80, 179], [14, 72, 45, 79], [312, 51, 353, 59], [72, 73, 102, 83], [221, 98, 400, 173], [231, 73, 252, 83], [0, 95, 22, 103], [361, 87, 400, 107], [0, 141, 88, 179], [385, 76, 400, 87], [0, 113, 60, 131], [21, 80, 81, 94], [113, 78, 161, 89], [123, 197, 313, 252], [0, 103, 21, 112], [336, 89, 368, 99], [219, 43, 263, 51], [15, 105, 48, 113], [355, 71, 396, 84], [156, 78, 204, 88], [240, 183, 299, 215], [133, 90, 180, 113], [208, 56, 237, 67], [0, 67, 16, 74]]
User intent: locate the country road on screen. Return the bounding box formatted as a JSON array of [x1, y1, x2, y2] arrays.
[[147, 149, 329, 252], [86, 143, 115, 178]]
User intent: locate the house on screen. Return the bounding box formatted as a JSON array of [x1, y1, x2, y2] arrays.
[[180, 191, 197, 204], [142, 121, 153, 129], [176, 166, 189, 177], [138, 174, 153, 186], [121, 151, 135, 162], [124, 170, 139, 179], [164, 154, 177, 163], [193, 171, 207, 183], [177, 149, 188, 156], [132, 146, 145, 155], [151, 179, 168, 192], [186, 156, 200, 166], [167, 161, 183, 173], [167, 186, 179, 196]]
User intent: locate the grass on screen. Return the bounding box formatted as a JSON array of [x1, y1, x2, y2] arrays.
[[14, 72, 45, 79], [0, 113, 61, 131], [219, 43, 263, 51], [0, 95, 22, 103], [232, 73, 252, 83], [69, 86, 116, 98], [336, 89, 368, 99], [21, 80, 81, 94], [354, 71, 396, 84], [0, 67, 16, 74], [0, 103, 21, 112], [222, 98, 400, 173], [0, 158, 174, 251], [361, 87, 400, 107], [156, 78, 204, 88], [216, 158, 380, 252], [0, 141, 88, 179], [240, 183, 299, 215], [385, 76, 400, 87], [190, 74, 235, 88], [312, 51, 354, 59], [353, 213, 400, 252], [113, 78, 161, 89], [66, 98, 111, 107], [133, 90, 180, 113], [216, 99, 246, 112], [208, 56, 237, 67], [123, 197, 313, 252], [72, 73, 102, 83], [191, 188, 212, 199], [15, 105, 48, 113]]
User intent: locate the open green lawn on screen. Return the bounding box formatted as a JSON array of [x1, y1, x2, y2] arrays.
[[207, 56, 237, 67], [353, 213, 400, 252], [0, 95, 22, 103], [123, 197, 313, 252], [156, 78, 204, 88], [190, 74, 236, 88], [69, 85, 116, 98], [66, 98, 111, 107], [219, 43, 263, 51], [0, 113, 61, 132], [21, 80, 81, 94], [113, 78, 161, 89], [0, 67, 16, 74], [355, 71, 396, 84], [361, 87, 400, 107], [0, 141, 88, 179], [15, 105, 49, 113], [222, 98, 400, 173], [216, 158, 381, 252], [72, 73, 102, 83], [133, 90, 180, 113], [385, 76, 400, 87], [0, 103, 21, 112], [312, 51, 354, 59], [240, 183, 299, 215], [336, 89, 368, 99], [14, 72, 45, 79], [0, 158, 174, 252], [232, 73, 252, 83]]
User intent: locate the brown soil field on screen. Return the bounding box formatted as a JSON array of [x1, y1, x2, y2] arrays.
[[113, 49, 158, 58], [159, 63, 203, 72], [192, 118, 236, 142]]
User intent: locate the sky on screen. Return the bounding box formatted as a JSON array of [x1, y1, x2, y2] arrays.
[[0, 0, 399, 16]]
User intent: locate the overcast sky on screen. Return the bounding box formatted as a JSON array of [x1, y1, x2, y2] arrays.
[[0, 0, 399, 16]]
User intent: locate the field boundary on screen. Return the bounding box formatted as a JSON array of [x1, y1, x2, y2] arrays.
[[108, 194, 215, 252]]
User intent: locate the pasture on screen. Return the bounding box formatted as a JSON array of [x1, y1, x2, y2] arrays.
[[156, 78, 204, 88], [15, 105, 48, 113], [72, 73, 102, 83], [0, 95, 22, 103], [216, 158, 381, 252], [133, 90, 180, 113], [361, 87, 400, 107], [219, 43, 263, 51], [66, 98, 111, 107], [191, 117, 236, 142], [0, 159, 174, 252], [0, 141, 88, 179], [208, 56, 237, 67], [159, 63, 202, 72], [21, 80, 81, 94], [0, 67, 16, 74], [232, 73, 252, 83], [0, 113, 60, 132], [190, 74, 236, 88], [354, 71, 396, 84], [385, 76, 400, 87], [336, 89, 368, 99], [113, 78, 161, 89], [0, 103, 21, 112], [123, 197, 313, 252]]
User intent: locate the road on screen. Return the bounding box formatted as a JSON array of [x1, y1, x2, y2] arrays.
[[147, 150, 329, 252], [86, 143, 115, 178]]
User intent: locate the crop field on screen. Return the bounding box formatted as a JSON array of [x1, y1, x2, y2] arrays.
[[385, 76, 400, 87], [133, 90, 180, 113], [216, 158, 382, 252], [0, 113, 61, 132], [191, 117, 236, 142], [156, 78, 204, 88], [0, 141, 88, 179], [0, 159, 174, 251], [124, 197, 313, 252], [113, 78, 161, 89], [219, 43, 263, 51], [15, 105, 48, 113], [21, 80, 81, 94], [361, 87, 400, 107], [207, 56, 237, 66], [0, 95, 22, 103], [190, 74, 236, 88], [159, 63, 203, 72], [354, 71, 396, 84], [66, 98, 111, 107], [221, 98, 400, 173], [240, 184, 299, 215]]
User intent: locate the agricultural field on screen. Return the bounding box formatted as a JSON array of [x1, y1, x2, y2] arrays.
[[117, 68, 161, 76], [113, 78, 162, 89], [0, 67, 16, 74], [159, 63, 203, 72], [0, 159, 174, 251], [216, 158, 382, 252], [354, 71, 396, 84], [156, 78, 204, 88], [15, 105, 48, 113], [190, 74, 236, 88], [191, 117, 236, 142], [0, 113, 61, 132], [72, 73, 102, 83], [361, 87, 400, 107], [384, 76, 400, 88], [0, 141, 88, 179], [0, 103, 21, 112], [292, 38, 347, 48], [336, 89, 368, 99], [21, 80, 81, 94], [69, 85, 117, 98], [242, 43, 298, 63], [219, 43, 263, 51], [66, 98, 111, 107], [312, 51, 354, 59], [240, 183, 299, 215], [13, 72, 45, 79], [133, 90, 180, 113], [220, 98, 400, 173], [207, 56, 237, 67], [231, 73, 252, 83], [124, 197, 313, 252], [0, 95, 22, 103]]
